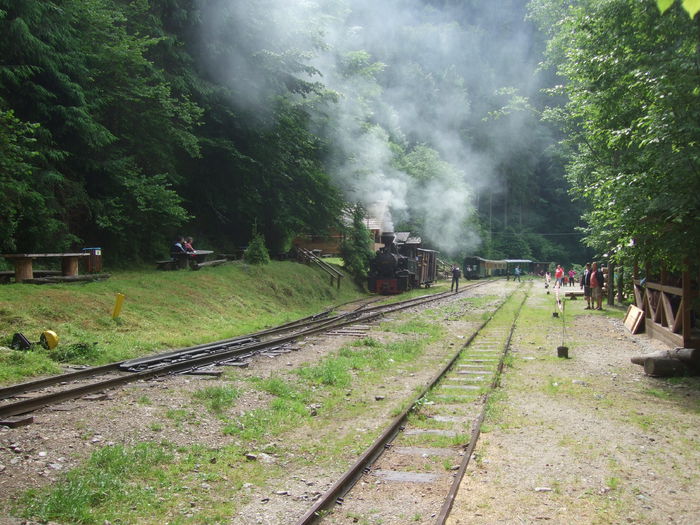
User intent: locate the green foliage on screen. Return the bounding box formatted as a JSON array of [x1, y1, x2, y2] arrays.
[[531, 0, 700, 269], [340, 204, 374, 287], [244, 229, 271, 265], [49, 343, 100, 364], [657, 0, 700, 17]]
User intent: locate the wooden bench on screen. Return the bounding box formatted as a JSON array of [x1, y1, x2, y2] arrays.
[[156, 259, 178, 271], [1, 253, 90, 283]]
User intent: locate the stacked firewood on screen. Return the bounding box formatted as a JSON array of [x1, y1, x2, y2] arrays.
[[631, 347, 699, 377]]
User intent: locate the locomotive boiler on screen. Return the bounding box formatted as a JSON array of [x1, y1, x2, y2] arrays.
[[367, 232, 438, 294]]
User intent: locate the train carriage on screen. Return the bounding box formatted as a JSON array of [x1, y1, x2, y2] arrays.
[[417, 248, 438, 287], [463, 256, 507, 279]]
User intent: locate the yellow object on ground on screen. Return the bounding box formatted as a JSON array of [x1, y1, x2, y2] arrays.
[[40, 330, 59, 349], [112, 293, 126, 319]]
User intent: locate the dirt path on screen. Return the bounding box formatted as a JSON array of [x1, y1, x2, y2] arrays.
[[447, 285, 700, 525]]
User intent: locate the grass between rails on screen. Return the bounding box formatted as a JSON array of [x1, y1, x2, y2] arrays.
[[0, 261, 366, 384], [12, 299, 465, 524]]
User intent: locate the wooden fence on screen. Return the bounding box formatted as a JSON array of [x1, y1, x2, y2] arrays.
[[632, 262, 698, 349]]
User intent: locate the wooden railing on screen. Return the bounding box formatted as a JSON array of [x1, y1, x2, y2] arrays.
[[633, 274, 697, 349], [294, 248, 343, 289]]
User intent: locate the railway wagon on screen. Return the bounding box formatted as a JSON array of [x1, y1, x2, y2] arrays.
[[463, 256, 507, 279], [416, 248, 438, 287]]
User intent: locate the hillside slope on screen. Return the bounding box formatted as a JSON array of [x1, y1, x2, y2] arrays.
[[0, 261, 362, 383]]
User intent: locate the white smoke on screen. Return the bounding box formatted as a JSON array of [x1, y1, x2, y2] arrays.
[[200, 0, 537, 256]]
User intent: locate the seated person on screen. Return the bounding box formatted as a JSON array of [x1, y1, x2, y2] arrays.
[[183, 236, 195, 253], [171, 236, 187, 257]]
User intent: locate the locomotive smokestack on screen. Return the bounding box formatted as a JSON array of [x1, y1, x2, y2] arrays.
[[381, 232, 396, 247]]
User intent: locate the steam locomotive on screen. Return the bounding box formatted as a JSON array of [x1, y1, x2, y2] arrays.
[[367, 232, 438, 294]]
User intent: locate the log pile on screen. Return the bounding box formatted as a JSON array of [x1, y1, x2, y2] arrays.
[[631, 347, 699, 377]]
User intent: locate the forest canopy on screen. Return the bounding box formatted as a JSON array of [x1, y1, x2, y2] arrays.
[[5, 0, 695, 269], [530, 0, 700, 269]]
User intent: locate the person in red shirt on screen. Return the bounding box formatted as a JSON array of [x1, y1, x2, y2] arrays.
[[554, 265, 564, 288]]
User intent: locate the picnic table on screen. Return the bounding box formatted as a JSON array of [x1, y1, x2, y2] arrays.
[[1, 253, 90, 283], [191, 250, 214, 263], [157, 250, 215, 270]]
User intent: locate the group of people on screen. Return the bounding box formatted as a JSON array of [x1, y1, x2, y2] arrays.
[[580, 261, 605, 310], [545, 262, 605, 310], [172, 236, 195, 256], [547, 265, 577, 287]]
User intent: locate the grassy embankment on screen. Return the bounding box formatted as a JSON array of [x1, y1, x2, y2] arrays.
[[0, 260, 366, 384]]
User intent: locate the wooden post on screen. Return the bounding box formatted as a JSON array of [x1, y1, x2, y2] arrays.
[[61, 256, 80, 276], [607, 261, 615, 306], [617, 265, 624, 304], [682, 257, 691, 348], [13, 259, 33, 282]]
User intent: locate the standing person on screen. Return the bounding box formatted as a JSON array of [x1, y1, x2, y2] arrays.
[[568, 268, 576, 287], [451, 265, 461, 292], [589, 261, 605, 310], [554, 264, 564, 288], [514, 265, 521, 282], [580, 262, 592, 309]]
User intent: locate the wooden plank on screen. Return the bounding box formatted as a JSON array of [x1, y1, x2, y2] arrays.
[[623, 305, 645, 334], [0, 415, 34, 428], [1, 253, 89, 258], [659, 291, 674, 329], [646, 282, 683, 296], [646, 322, 683, 348], [682, 262, 692, 348]]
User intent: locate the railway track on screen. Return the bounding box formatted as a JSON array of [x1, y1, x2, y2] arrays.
[[0, 284, 487, 419], [296, 284, 529, 525]]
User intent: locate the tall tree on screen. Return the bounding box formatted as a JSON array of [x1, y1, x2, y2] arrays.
[[530, 0, 700, 267]]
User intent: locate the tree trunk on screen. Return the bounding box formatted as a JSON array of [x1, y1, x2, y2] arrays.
[[631, 347, 700, 366], [643, 357, 692, 377]]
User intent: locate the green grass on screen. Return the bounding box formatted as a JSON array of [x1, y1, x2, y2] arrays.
[[0, 261, 365, 384], [192, 385, 241, 414], [17, 443, 175, 524]]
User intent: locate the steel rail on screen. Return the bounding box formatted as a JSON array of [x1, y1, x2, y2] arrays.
[[294, 282, 515, 525], [435, 286, 529, 525], [0, 308, 336, 401], [0, 363, 122, 401], [0, 285, 477, 418]]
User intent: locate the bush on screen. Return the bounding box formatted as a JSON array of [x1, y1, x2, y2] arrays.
[[244, 230, 270, 265]]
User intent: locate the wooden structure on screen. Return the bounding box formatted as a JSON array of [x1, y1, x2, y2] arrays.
[[632, 261, 698, 349], [463, 256, 507, 279], [156, 250, 215, 271], [294, 247, 343, 289], [1, 253, 90, 283]]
